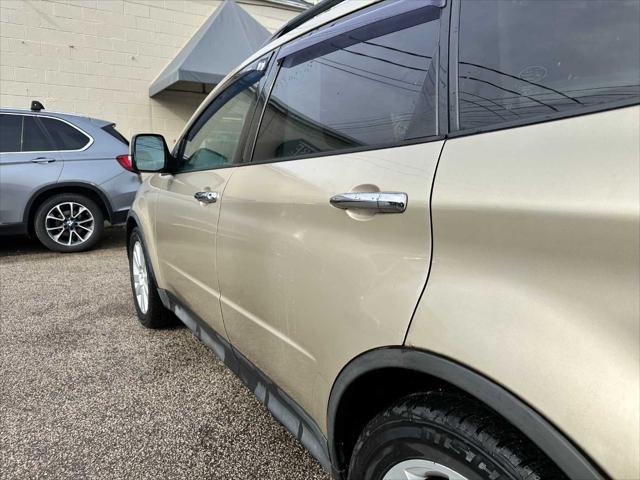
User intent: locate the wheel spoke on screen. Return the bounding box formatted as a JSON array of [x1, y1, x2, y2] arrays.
[[55, 205, 65, 219], [46, 225, 64, 232], [135, 246, 143, 268], [73, 205, 88, 219], [75, 230, 86, 243], [382, 460, 469, 480]]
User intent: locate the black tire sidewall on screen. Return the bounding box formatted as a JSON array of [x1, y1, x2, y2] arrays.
[[128, 228, 172, 328], [349, 420, 510, 480], [34, 193, 104, 253]]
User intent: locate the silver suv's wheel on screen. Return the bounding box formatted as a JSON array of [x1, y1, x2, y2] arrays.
[[34, 193, 104, 253], [44, 201, 95, 247], [382, 460, 467, 480]]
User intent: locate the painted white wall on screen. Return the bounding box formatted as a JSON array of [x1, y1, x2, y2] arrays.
[[0, 0, 299, 145]]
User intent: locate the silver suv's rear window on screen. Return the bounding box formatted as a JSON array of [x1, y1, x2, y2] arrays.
[[0, 114, 91, 153], [101, 124, 129, 146]]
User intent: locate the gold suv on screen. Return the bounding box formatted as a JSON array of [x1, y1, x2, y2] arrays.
[[126, 1, 639, 478]]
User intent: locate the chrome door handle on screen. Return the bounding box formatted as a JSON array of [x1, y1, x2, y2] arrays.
[[31, 157, 56, 164], [194, 191, 218, 204], [330, 192, 408, 213]]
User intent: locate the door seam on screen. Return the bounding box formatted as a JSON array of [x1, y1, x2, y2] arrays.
[[214, 169, 236, 342], [403, 139, 447, 345]]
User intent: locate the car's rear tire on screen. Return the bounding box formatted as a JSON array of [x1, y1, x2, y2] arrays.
[[128, 227, 176, 328], [348, 391, 567, 480], [34, 193, 104, 253]]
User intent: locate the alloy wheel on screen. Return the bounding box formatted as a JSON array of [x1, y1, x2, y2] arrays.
[[132, 240, 149, 314], [382, 459, 469, 480], [45, 201, 95, 247]]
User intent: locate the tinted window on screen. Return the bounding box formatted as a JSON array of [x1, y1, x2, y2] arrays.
[[0, 114, 22, 153], [39, 117, 90, 150], [177, 75, 262, 173], [253, 1, 442, 162], [22, 116, 55, 152], [456, 0, 640, 130], [102, 124, 129, 146]]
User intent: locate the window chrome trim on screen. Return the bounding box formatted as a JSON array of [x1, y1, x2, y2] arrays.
[[0, 112, 94, 154]]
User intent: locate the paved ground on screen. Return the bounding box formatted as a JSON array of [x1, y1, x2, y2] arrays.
[[0, 228, 330, 480]]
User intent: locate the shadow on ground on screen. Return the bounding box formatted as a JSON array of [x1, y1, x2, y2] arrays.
[[0, 226, 127, 257]]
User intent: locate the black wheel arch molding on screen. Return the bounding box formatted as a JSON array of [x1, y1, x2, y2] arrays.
[[327, 346, 608, 480], [23, 181, 119, 229], [125, 210, 142, 252], [126, 211, 157, 279]]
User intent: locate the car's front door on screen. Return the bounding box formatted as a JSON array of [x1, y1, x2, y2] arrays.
[[0, 114, 64, 226], [153, 68, 266, 337], [217, 0, 448, 424]]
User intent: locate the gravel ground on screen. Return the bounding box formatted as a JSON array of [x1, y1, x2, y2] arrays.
[[0, 228, 330, 480]]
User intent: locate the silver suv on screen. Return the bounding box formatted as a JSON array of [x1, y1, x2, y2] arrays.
[[0, 102, 140, 252]]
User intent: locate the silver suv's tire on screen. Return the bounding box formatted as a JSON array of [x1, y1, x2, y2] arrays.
[[348, 391, 566, 480], [34, 193, 104, 253]]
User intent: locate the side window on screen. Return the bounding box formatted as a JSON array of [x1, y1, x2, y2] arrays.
[[38, 117, 90, 150], [0, 114, 22, 153], [22, 116, 55, 152], [177, 74, 263, 173], [252, 1, 442, 162], [101, 124, 129, 146], [456, 0, 640, 131]]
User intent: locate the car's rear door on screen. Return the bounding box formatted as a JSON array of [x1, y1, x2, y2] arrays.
[[0, 113, 63, 226], [152, 63, 269, 338], [217, 0, 448, 424], [408, 1, 640, 477]]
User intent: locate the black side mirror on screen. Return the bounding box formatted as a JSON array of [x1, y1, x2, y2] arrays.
[[130, 134, 172, 173]]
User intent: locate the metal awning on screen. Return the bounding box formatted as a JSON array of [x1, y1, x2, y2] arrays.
[[149, 0, 270, 97]]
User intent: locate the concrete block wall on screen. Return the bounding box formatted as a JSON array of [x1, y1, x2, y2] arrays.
[[0, 0, 298, 145]]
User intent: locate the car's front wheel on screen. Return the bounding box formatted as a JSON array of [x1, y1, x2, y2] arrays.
[[348, 391, 567, 480], [128, 227, 176, 328], [34, 193, 104, 253]]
